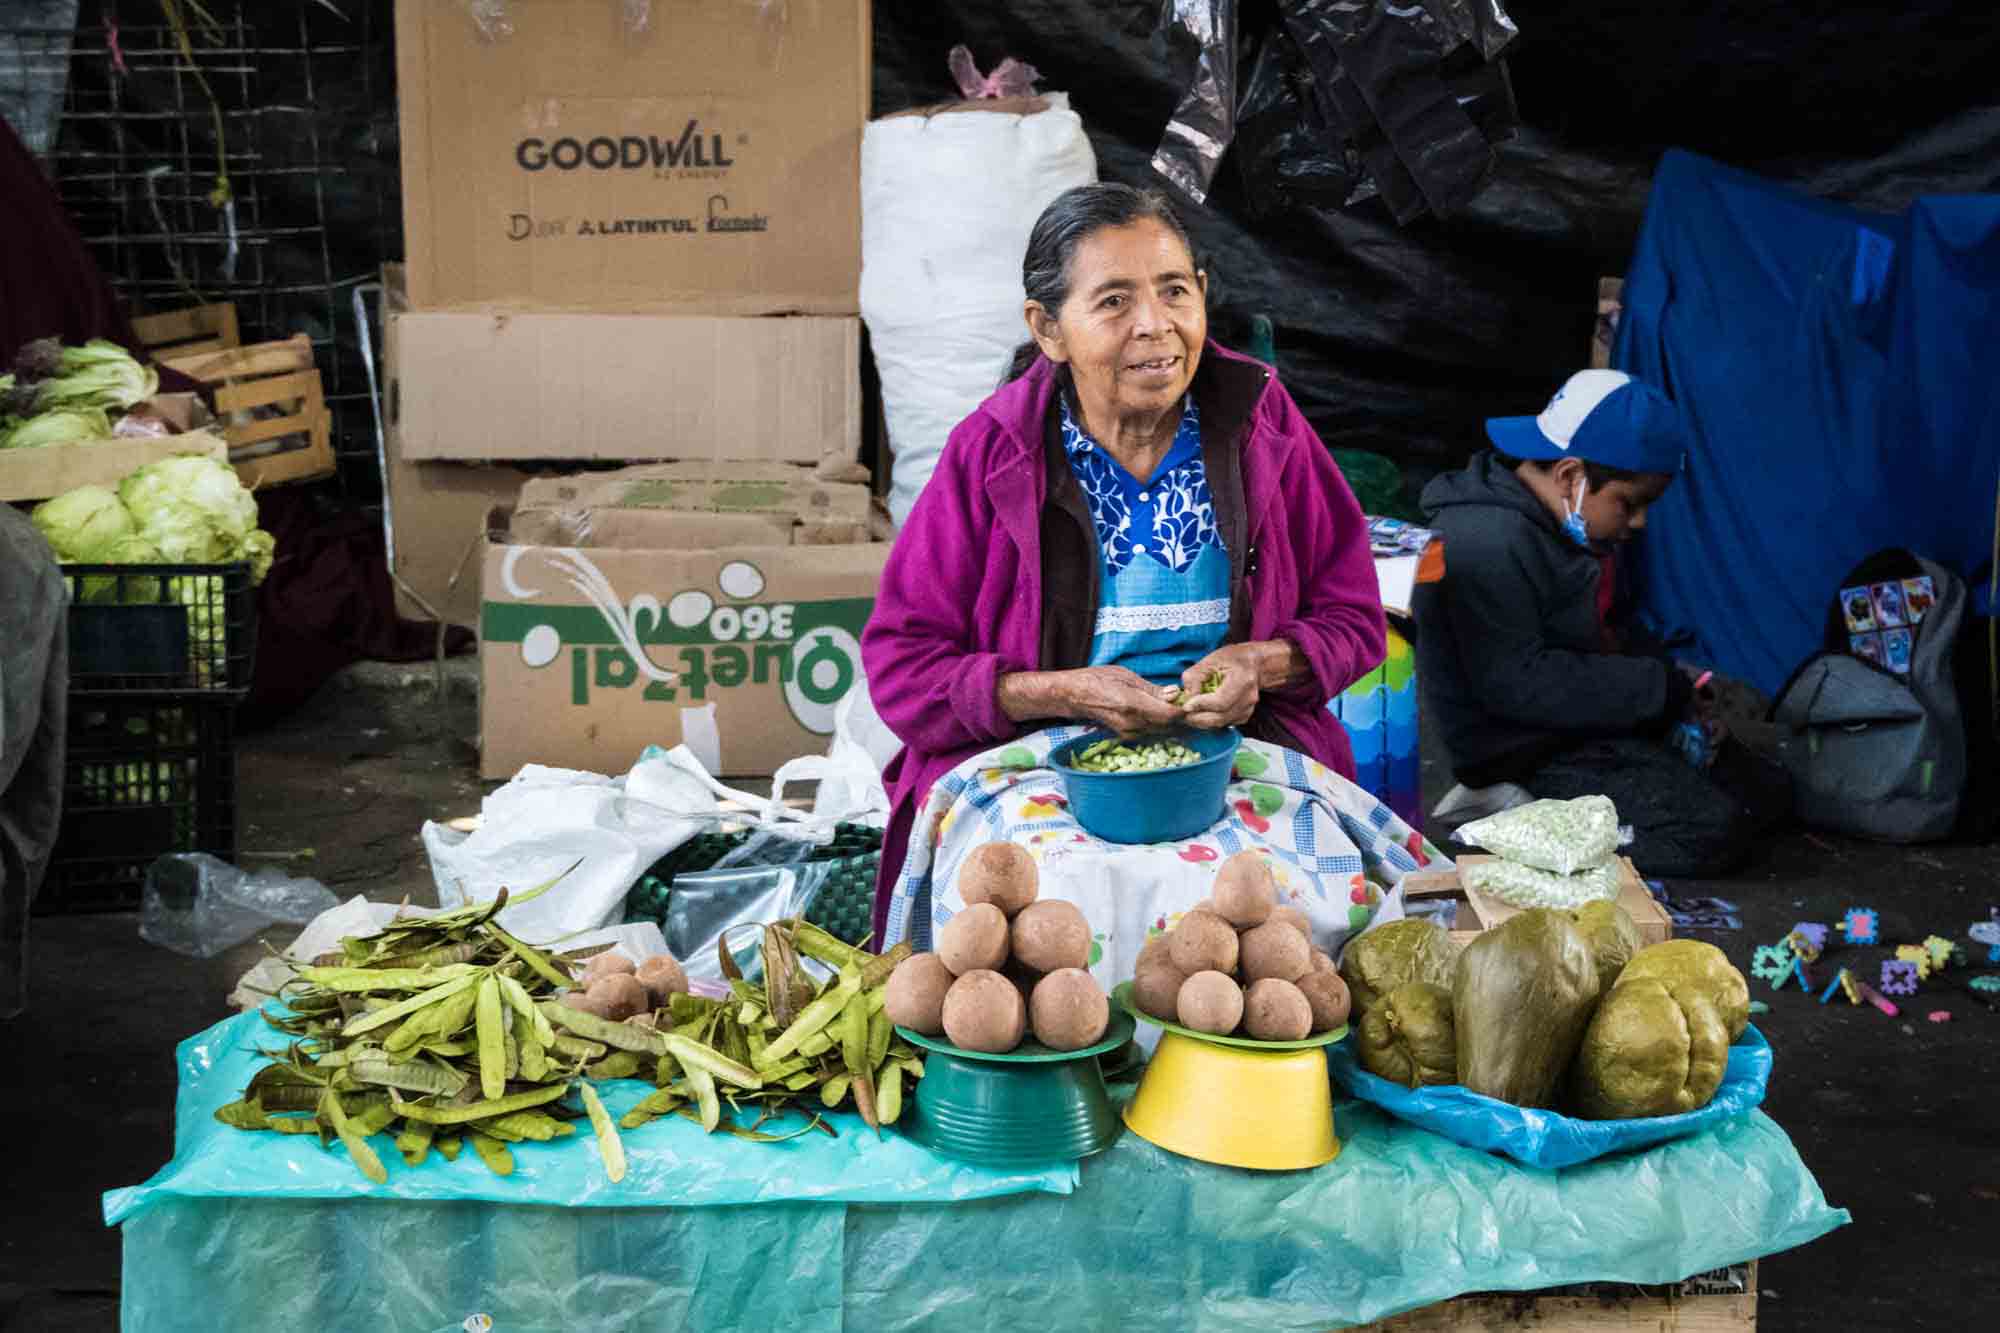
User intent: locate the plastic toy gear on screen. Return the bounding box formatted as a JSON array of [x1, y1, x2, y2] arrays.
[[1922, 935, 1958, 972], [1840, 908, 1878, 945], [1895, 944, 1935, 981], [1879, 959, 1921, 997], [1788, 923, 1830, 960], [1969, 975, 2000, 995], [1751, 944, 1795, 987], [1926, 1010, 1952, 1023]]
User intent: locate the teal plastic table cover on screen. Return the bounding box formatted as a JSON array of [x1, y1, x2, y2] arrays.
[[112, 1010, 1850, 1333], [102, 1008, 1077, 1225]]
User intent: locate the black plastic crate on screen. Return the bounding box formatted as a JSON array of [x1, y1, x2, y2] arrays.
[[60, 562, 256, 697], [40, 698, 237, 914]]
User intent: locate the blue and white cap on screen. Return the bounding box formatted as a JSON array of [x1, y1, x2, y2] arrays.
[[1485, 370, 1688, 475]]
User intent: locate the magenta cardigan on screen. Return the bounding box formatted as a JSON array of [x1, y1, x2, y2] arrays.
[[861, 343, 1386, 940]]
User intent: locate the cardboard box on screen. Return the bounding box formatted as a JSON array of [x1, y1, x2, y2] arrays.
[[516, 460, 871, 523], [0, 394, 228, 501], [1400, 856, 1671, 949], [384, 450, 533, 628], [389, 308, 861, 467], [395, 0, 868, 314], [479, 523, 887, 779]]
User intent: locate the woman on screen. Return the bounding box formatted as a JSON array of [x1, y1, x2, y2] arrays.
[[862, 183, 1386, 941]]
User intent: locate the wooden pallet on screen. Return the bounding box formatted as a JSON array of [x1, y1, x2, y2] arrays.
[[1345, 1260, 1756, 1330], [131, 302, 241, 361], [161, 334, 336, 488], [1400, 856, 1672, 948]]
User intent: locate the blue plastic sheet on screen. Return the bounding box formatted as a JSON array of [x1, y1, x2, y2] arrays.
[[102, 1007, 1075, 1227], [117, 1098, 1848, 1332], [1326, 1026, 1773, 1169]]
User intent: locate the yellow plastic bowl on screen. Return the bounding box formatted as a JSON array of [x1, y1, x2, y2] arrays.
[[1123, 1031, 1340, 1171]]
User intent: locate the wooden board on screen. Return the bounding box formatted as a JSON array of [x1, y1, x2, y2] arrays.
[[132, 302, 240, 361], [1345, 1260, 1756, 1331], [1400, 856, 1670, 948], [162, 334, 336, 488]]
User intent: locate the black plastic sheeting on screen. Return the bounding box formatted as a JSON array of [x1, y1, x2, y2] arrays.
[[873, 1, 2000, 481]]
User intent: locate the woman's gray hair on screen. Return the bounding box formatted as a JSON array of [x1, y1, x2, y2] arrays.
[[1004, 182, 1196, 384]]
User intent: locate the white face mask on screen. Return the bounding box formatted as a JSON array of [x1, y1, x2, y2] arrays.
[[1560, 476, 1592, 549]]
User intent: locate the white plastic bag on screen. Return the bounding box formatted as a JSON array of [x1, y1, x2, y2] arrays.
[[140, 854, 340, 959], [861, 95, 1097, 526], [421, 748, 724, 940], [771, 676, 899, 830]]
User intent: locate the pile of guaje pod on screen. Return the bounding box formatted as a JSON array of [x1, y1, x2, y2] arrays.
[[886, 843, 1112, 1053], [218, 879, 924, 1184], [1343, 904, 1752, 1119], [1131, 851, 1351, 1041]]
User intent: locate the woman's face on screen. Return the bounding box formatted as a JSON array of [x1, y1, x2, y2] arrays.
[[1027, 219, 1207, 425]]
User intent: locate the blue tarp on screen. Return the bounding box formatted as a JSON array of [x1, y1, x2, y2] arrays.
[[1615, 150, 2000, 697]]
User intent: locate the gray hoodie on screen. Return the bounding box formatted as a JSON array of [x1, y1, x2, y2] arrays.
[[1413, 453, 1672, 784]]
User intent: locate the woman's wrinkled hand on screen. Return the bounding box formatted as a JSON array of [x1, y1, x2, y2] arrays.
[[1178, 644, 1266, 729], [1060, 666, 1184, 739]]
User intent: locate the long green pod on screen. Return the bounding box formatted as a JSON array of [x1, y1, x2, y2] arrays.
[[488, 923, 575, 990], [468, 1129, 514, 1176], [541, 1002, 668, 1055], [389, 1082, 568, 1125], [396, 1118, 436, 1166], [475, 976, 508, 1100], [661, 1032, 762, 1090], [579, 1083, 626, 1182], [756, 967, 861, 1068], [876, 1063, 904, 1126], [292, 963, 483, 992], [497, 974, 557, 1046], [348, 1055, 469, 1098], [343, 971, 482, 1039], [318, 1089, 388, 1184], [685, 1063, 721, 1132]]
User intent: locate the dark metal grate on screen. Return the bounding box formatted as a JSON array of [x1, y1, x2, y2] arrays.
[[22, 0, 400, 497]]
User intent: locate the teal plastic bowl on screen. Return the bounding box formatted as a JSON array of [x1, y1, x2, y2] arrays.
[[1049, 727, 1241, 845]]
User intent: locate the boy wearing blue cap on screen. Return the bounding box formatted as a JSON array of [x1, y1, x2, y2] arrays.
[[1414, 370, 1757, 877]]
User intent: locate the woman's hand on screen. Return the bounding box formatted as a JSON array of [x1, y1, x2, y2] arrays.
[[997, 666, 1183, 738], [1177, 640, 1308, 730]]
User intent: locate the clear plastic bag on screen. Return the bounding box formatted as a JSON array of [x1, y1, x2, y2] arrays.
[[1455, 794, 1620, 875], [1460, 856, 1621, 911], [666, 866, 818, 986], [140, 854, 340, 959]]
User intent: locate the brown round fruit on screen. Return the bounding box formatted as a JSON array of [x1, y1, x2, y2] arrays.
[[957, 841, 1039, 918], [1212, 851, 1277, 928], [1029, 968, 1110, 1051], [1169, 909, 1239, 976], [1296, 970, 1352, 1033], [1309, 949, 1337, 975], [1270, 905, 1313, 942], [1239, 919, 1312, 984], [590, 973, 650, 1022], [936, 902, 1009, 976], [1243, 977, 1313, 1041], [1011, 899, 1091, 973], [1132, 959, 1188, 1022], [883, 952, 955, 1035], [941, 969, 1026, 1053], [1135, 932, 1174, 973], [1177, 970, 1246, 1035], [559, 988, 599, 1013], [582, 950, 637, 982], [636, 954, 689, 1007], [1002, 957, 1044, 1006]]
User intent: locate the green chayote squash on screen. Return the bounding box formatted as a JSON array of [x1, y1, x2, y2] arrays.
[[1452, 908, 1600, 1108], [1570, 976, 1731, 1119], [1356, 981, 1457, 1089], [1339, 918, 1458, 1017], [1568, 900, 1644, 997], [1613, 940, 1750, 1041]]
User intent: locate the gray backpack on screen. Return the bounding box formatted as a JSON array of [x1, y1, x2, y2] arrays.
[[1772, 554, 1967, 843]]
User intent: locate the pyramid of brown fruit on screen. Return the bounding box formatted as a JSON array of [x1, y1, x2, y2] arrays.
[[884, 841, 1111, 1053]]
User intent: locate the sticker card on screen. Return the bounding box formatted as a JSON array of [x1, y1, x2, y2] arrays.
[[1869, 580, 1908, 629], [1840, 586, 1878, 634], [1882, 627, 1914, 674], [1901, 576, 1937, 624], [1849, 632, 1887, 667]]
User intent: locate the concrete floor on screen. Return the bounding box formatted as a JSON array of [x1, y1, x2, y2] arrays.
[[2, 661, 1996, 1330]]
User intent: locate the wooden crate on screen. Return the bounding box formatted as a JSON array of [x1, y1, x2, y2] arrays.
[[131, 302, 241, 361], [162, 335, 336, 488], [1346, 1260, 1756, 1330], [1400, 856, 1671, 948]]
